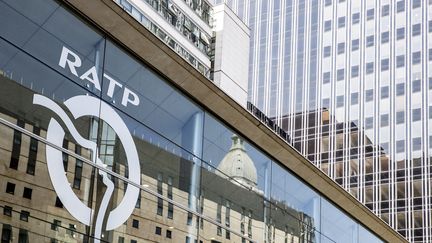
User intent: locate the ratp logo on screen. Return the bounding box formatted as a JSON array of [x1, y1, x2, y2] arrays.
[[33, 94, 140, 242]]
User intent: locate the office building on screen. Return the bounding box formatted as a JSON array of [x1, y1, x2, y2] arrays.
[[0, 0, 406, 243], [219, 0, 431, 242]]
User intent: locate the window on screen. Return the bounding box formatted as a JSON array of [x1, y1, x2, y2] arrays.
[[23, 187, 32, 199], [336, 95, 344, 107], [6, 182, 15, 194], [412, 0, 421, 8], [381, 31, 389, 44], [55, 197, 63, 208], [381, 86, 389, 99], [381, 5, 390, 16], [338, 16, 345, 28], [68, 224, 76, 237], [381, 114, 389, 127], [131, 240, 137, 243], [413, 137, 421, 151], [396, 140, 405, 153], [381, 58, 389, 71], [367, 9, 374, 20], [324, 20, 332, 32], [166, 230, 172, 239], [413, 108, 421, 121], [429, 78, 432, 90], [351, 92, 359, 105], [429, 48, 432, 61], [352, 39, 359, 51], [51, 220, 61, 231], [366, 35, 374, 47], [412, 23, 421, 36], [337, 68, 344, 81], [3, 206, 12, 217], [366, 62, 374, 74], [322, 98, 330, 108], [323, 72, 330, 84], [429, 20, 432, 33], [412, 51, 421, 65], [324, 46, 331, 57], [412, 79, 421, 92], [430, 106, 432, 119], [396, 83, 405, 96], [155, 226, 162, 235], [118, 237, 124, 243], [396, 55, 405, 68], [397, 27, 405, 40], [132, 219, 139, 228], [351, 65, 359, 78], [396, 111, 405, 124], [365, 89, 374, 101], [352, 13, 360, 24], [20, 211, 29, 222], [365, 117, 373, 129], [337, 42, 345, 54], [397, 0, 405, 12], [323, 72, 331, 83], [325, 0, 332, 6]]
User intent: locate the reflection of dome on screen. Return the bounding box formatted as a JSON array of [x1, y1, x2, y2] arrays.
[[217, 134, 258, 190]]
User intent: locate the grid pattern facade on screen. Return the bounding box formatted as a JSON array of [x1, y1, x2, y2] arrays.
[[217, 0, 432, 242]]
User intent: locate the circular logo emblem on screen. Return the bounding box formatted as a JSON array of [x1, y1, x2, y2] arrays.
[[34, 94, 140, 235]]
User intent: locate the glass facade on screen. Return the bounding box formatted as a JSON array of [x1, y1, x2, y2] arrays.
[[219, 0, 431, 242], [0, 0, 383, 243]]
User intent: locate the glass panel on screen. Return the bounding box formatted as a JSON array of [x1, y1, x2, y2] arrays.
[[0, 0, 105, 95], [271, 162, 320, 233], [102, 41, 203, 156], [321, 199, 358, 243]]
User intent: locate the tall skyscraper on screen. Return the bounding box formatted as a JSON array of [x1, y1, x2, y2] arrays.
[[219, 0, 431, 242]]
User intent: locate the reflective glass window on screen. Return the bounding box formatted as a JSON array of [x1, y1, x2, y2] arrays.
[[381, 31, 389, 43], [396, 140, 405, 153], [324, 20, 332, 32], [337, 95, 344, 107], [367, 9, 375, 20], [351, 92, 359, 105], [365, 89, 374, 102], [397, 0, 405, 12], [324, 46, 331, 57], [323, 72, 331, 84], [381, 114, 389, 127], [381, 5, 390, 17], [366, 62, 374, 74], [321, 199, 358, 243], [412, 51, 421, 65], [381, 86, 389, 99], [397, 55, 405, 68], [381, 58, 389, 71], [396, 111, 405, 124], [397, 27, 405, 40], [412, 79, 421, 93], [396, 83, 405, 96], [351, 65, 359, 78], [338, 16, 345, 28], [352, 13, 360, 24], [337, 42, 345, 55], [412, 0, 421, 8], [352, 39, 359, 51], [413, 137, 421, 151], [337, 68, 344, 81], [366, 35, 374, 47], [413, 108, 421, 121], [412, 23, 421, 36]]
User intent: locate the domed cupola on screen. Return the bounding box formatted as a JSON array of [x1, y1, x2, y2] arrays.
[[216, 134, 258, 189]]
